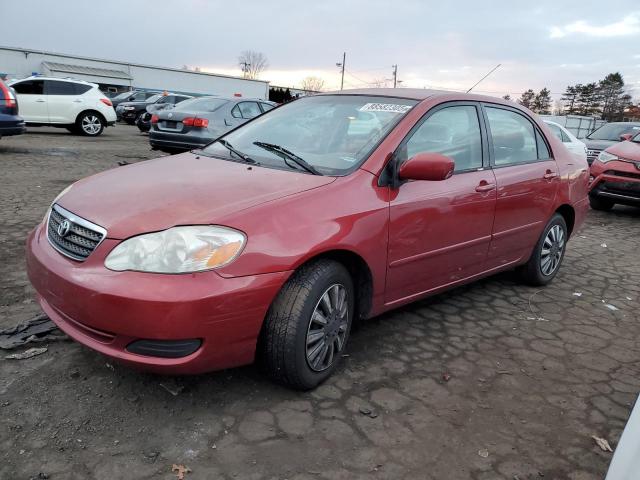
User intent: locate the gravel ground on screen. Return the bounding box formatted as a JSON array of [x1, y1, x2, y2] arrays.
[[0, 125, 638, 479]]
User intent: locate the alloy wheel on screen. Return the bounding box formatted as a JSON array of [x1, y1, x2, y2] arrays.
[[540, 224, 565, 276], [306, 283, 349, 372], [81, 115, 102, 135]]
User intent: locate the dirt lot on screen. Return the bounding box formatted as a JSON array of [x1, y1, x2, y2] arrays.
[[0, 125, 639, 479]]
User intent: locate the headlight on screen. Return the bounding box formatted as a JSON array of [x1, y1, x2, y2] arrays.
[[105, 226, 246, 273], [124, 106, 135, 110], [598, 151, 618, 163]]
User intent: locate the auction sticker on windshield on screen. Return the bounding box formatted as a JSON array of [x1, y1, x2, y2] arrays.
[[359, 103, 412, 113]]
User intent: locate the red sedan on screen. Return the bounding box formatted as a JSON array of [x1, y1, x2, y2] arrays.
[[26, 89, 589, 389]]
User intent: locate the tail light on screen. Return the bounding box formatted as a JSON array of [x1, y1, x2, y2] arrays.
[[0, 82, 16, 108], [100, 98, 113, 107], [151, 115, 159, 124], [182, 117, 209, 128]]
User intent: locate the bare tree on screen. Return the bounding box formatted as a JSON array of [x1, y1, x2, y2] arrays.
[[300, 76, 325, 92], [238, 51, 268, 79]]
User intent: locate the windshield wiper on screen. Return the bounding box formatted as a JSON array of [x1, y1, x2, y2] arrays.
[[253, 141, 321, 175], [216, 139, 257, 164]]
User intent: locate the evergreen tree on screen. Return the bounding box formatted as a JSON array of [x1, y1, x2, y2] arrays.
[[561, 85, 580, 114], [598, 73, 631, 121], [575, 83, 600, 116], [502, 94, 511, 101], [532, 88, 552, 114], [518, 89, 535, 109]]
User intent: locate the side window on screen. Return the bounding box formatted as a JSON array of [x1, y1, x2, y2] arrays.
[[260, 102, 274, 112], [74, 84, 92, 95], [45, 81, 77, 95], [546, 123, 563, 141], [560, 130, 570, 143], [403, 105, 483, 172], [536, 131, 550, 158], [485, 107, 540, 166], [231, 105, 242, 118], [12, 80, 44, 95], [238, 101, 262, 119]]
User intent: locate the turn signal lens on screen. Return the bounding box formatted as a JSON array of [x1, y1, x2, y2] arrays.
[[182, 117, 209, 128], [100, 98, 113, 107], [151, 115, 159, 124]]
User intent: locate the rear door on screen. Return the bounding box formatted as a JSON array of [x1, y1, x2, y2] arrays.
[[12, 80, 47, 122], [482, 104, 559, 269], [386, 102, 497, 304], [44, 80, 80, 123]]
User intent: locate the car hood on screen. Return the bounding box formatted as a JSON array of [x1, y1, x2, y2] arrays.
[[584, 139, 617, 151], [57, 152, 336, 239], [605, 140, 640, 161]]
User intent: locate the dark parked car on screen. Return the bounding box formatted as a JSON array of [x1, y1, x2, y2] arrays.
[[136, 96, 193, 133], [589, 132, 640, 210], [117, 93, 192, 125], [0, 79, 26, 140], [584, 122, 640, 165], [27, 89, 589, 389], [149, 96, 275, 153], [110, 90, 159, 110]]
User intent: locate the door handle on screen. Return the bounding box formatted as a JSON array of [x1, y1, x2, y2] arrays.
[[73, 99, 83, 103], [35, 99, 46, 103], [475, 182, 496, 192], [543, 170, 558, 180]]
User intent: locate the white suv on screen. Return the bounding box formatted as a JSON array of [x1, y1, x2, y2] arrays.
[[9, 77, 117, 136]]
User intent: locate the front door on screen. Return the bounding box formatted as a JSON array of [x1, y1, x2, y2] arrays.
[[12, 79, 48, 123], [386, 103, 497, 305], [481, 104, 560, 268]]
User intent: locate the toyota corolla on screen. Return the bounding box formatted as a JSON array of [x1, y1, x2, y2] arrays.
[[26, 89, 589, 389]]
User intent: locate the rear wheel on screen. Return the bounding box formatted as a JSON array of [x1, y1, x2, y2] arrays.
[[260, 259, 354, 390], [518, 213, 567, 286], [589, 195, 614, 211], [76, 112, 105, 136]]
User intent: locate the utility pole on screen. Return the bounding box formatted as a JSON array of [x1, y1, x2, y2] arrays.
[[336, 52, 346, 90], [240, 61, 251, 79], [392, 64, 398, 88]]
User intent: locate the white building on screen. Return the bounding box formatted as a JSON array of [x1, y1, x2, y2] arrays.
[[0, 45, 269, 99]]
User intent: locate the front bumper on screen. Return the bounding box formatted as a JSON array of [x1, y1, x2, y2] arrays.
[[26, 223, 290, 374], [590, 159, 640, 207]]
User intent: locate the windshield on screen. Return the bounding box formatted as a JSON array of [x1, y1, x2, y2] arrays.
[[201, 95, 417, 175], [112, 91, 134, 101], [587, 123, 640, 141], [174, 97, 228, 112], [146, 94, 162, 104]]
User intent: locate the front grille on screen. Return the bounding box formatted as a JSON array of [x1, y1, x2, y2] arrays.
[[47, 205, 106, 261], [604, 170, 640, 180], [587, 149, 601, 164]]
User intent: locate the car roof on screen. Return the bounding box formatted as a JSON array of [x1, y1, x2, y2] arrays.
[[12, 76, 94, 86], [320, 87, 518, 107]]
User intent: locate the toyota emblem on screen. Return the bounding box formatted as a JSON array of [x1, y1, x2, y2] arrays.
[[168, 112, 173, 118], [57, 219, 71, 237]]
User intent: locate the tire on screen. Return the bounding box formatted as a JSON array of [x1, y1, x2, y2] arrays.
[[260, 259, 354, 390], [518, 214, 568, 286], [589, 195, 614, 211], [76, 112, 105, 136]]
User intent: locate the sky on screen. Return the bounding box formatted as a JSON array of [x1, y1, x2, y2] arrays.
[[3, 0, 640, 101]]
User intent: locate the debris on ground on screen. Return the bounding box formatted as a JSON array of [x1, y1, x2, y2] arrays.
[[573, 292, 583, 297], [172, 464, 192, 479], [478, 448, 489, 458], [442, 372, 451, 382], [359, 407, 379, 418], [0, 315, 64, 350], [29, 473, 49, 480], [160, 381, 185, 396], [117, 160, 130, 166], [601, 243, 607, 248], [604, 304, 619, 311], [6, 347, 48, 360], [591, 435, 613, 452]]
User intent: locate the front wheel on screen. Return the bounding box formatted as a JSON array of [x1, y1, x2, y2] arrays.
[[76, 112, 105, 136], [260, 259, 354, 390], [589, 195, 614, 211], [518, 214, 568, 286]]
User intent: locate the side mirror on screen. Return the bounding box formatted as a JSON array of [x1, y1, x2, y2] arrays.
[[620, 133, 633, 141], [398, 152, 455, 182]]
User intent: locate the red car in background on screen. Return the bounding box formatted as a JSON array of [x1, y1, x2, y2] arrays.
[[26, 89, 589, 389], [589, 132, 640, 210]]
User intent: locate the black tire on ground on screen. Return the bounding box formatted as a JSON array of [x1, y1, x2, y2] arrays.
[[76, 112, 105, 136], [124, 118, 136, 126], [518, 213, 568, 286], [260, 259, 354, 390], [589, 195, 614, 211]]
